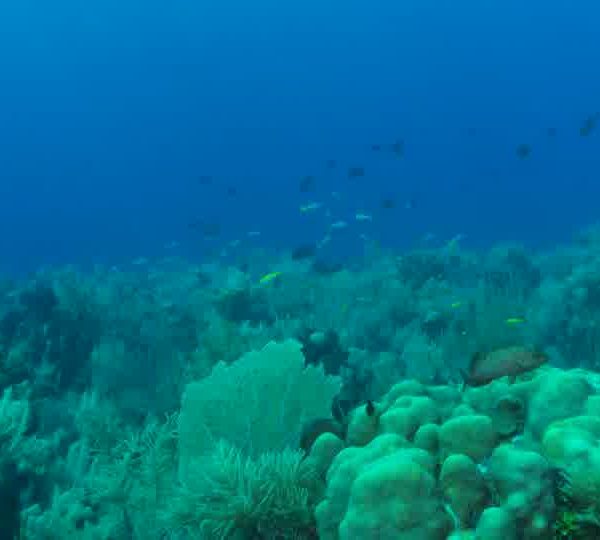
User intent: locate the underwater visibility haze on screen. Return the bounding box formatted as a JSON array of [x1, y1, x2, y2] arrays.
[[1, 0, 599, 269], [1, 0, 600, 538]]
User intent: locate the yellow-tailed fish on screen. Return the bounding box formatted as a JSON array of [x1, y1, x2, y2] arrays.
[[505, 317, 526, 325], [259, 271, 282, 285]]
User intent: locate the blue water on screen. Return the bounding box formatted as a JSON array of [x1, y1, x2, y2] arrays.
[[1, 0, 599, 273]]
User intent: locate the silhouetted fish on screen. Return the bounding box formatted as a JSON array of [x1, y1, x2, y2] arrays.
[[196, 270, 212, 286], [188, 220, 221, 237], [580, 113, 599, 137], [292, 243, 317, 260], [225, 186, 237, 197], [371, 144, 382, 151], [516, 143, 532, 159], [404, 197, 416, 210], [461, 346, 547, 386], [381, 197, 396, 210], [391, 140, 404, 156], [197, 175, 213, 185], [312, 259, 344, 275], [348, 166, 365, 178], [300, 418, 345, 454], [299, 175, 316, 193]]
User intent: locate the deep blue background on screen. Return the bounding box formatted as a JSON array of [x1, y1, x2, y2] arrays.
[[1, 0, 598, 273]]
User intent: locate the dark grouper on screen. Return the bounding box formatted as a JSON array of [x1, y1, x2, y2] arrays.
[[462, 346, 548, 386]]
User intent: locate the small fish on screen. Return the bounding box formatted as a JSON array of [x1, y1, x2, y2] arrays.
[[259, 271, 282, 285], [505, 317, 526, 325], [325, 159, 336, 169], [404, 197, 416, 210], [516, 143, 532, 159], [348, 166, 365, 178], [225, 186, 237, 197], [299, 418, 345, 454], [247, 231, 261, 237], [291, 243, 317, 260], [390, 140, 404, 156], [188, 220, 221, 237], [330, 220, 348, 230], [355, 213, 372, 222], [300, 202, 322, 213], [580, 113, 599, 137], [461, 346, 547, 386], [312, 259, 343, 275], [381, 197, 396, 210], [196, 270, 212, 286], [371, 144, 382, 151], [450, 301, 463, 309], [299, 175, 316, 193], [546, 127, 557, 137], [197, 175, 213, 185], [318, 234, 332, 248], [424, 232, 436, 242]]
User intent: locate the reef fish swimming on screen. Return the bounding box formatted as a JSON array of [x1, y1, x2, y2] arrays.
[[462, 346, 547, 386]]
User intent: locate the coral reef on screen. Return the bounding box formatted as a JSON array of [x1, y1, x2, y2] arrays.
[[5, 234, 600, 537]]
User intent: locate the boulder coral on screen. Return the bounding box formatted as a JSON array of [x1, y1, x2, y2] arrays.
[[312, 366, 600, 539], [316, 434, 452, 540]]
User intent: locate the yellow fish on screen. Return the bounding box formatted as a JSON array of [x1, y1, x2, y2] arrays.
[[259, 271, 282, 285], [450, 301, 463, 309], [505, 317, 526, 325]]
